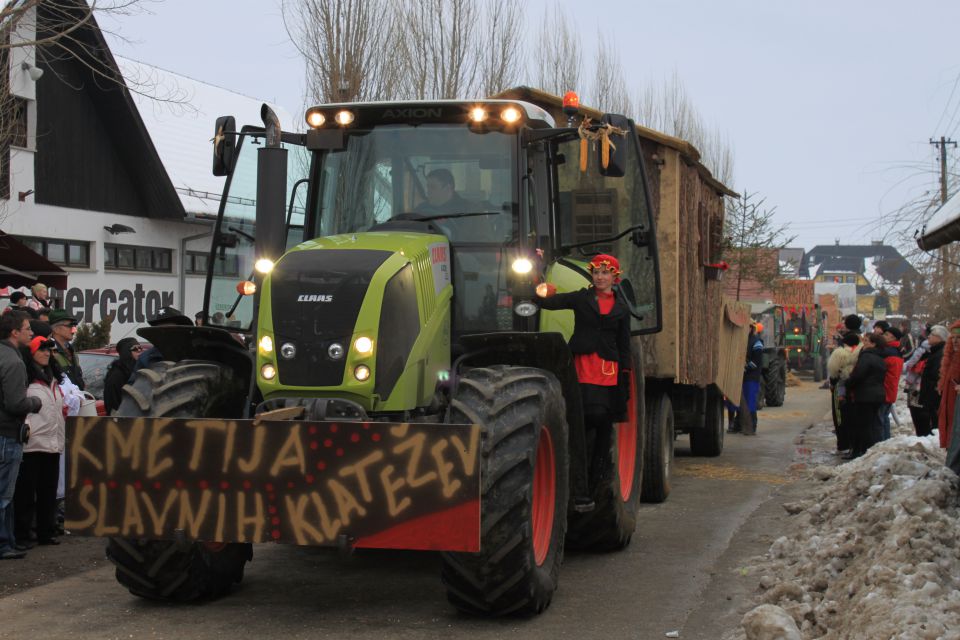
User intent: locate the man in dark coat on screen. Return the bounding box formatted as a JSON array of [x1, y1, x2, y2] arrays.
[[103, 338, 142, 415], [740, 323, 765, 435], [918, 325, 948, 438], [845, 333, 888, 458]]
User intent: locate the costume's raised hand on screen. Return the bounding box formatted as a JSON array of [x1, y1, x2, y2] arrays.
[[536, 283, 557, 298]]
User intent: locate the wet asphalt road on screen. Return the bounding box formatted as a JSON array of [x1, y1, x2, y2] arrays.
[[0, 377, 829, 640]]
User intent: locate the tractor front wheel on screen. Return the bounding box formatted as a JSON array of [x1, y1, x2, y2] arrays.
[[107, 360, 251, 602], [441, 366, 569, 616]]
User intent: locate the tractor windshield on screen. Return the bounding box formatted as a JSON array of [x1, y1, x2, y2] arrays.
[[309, 125, 517, 244]]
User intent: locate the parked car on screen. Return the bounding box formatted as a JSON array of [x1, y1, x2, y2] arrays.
[[78, 343, 150, 415]]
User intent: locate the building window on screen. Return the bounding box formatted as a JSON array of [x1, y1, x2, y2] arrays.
[[185, 250, 239, 277], [105, 243, 172, 273], [8, 97, 27, 148], [16, 236, 90, 267]]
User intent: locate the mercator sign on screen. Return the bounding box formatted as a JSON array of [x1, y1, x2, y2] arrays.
[[65, 417, 481, 552]]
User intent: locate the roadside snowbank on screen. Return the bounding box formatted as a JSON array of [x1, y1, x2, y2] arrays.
[[738, 432, 960, 639]]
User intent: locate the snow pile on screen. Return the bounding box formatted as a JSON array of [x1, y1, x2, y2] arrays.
[[742, 436, 960, 639]]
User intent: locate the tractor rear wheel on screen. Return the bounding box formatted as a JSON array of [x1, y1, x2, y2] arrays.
[[764, 356, 786, 407], [441, 366, 569, 616], [641, 390, 673, 503], [689, 388, 724, 457], [567, 369, 644, 551], [107, 360, 251, 602]]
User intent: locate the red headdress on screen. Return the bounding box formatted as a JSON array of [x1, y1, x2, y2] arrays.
[[588, 254, 622, 277]]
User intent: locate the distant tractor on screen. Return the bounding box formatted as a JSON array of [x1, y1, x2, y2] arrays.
[[784, 306, 827, 381], [753, 304, 787, 407]]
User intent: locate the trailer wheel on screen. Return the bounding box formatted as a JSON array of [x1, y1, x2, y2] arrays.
[[441, 366, 569, 616], [764, 356, 786, 407], [107, 360, 251, 602], [567, 369, 644, 551], [689, 389, 723, 457], [641, 390, 673, 503]]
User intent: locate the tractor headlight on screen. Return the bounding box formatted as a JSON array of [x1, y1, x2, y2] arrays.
[[280, 342, 297, 360], [511, 257, 533, 275], [354, 365, 371, 381], [354, 336, 373, 355], [258, 335, 273, 354], [255, 258, 275, 274], [514, 300, 539, 317], [261, 363, 276, 380]]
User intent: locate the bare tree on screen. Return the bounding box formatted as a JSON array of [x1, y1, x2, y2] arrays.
[[724, 190, 795, 300], [397, 0, 481, 99], [634, 71, 735, 185], [478, 0, 524, 96], [590, 32, 631, 115], [282, 0, 401, 104], [530, 2, 581, 97]]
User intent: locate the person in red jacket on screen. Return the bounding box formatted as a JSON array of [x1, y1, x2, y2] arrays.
[[879, 326, 905, 440]]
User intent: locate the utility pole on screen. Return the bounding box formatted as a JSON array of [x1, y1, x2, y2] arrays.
[[930, 136, 957, 317]]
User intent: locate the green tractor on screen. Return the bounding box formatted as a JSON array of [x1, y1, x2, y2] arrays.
[[752, 304, 787, 408], [67, 99, 662, 615], [784, 305, 827, 381]]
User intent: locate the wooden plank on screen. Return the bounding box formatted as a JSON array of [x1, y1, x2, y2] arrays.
[[716, 297, 751, 404]]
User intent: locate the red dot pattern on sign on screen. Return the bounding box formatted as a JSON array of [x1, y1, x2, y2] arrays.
[[220, 481, 230, 490], [316, 461, 326, 470], [243, 480, 252, 490], [309, 425, 317, 435], [350, 433, 360, 443], [324, 439, 333, 448], [175, 480, 184, 489], [310, 441, 318, 450], [153, 481, 162, 490], [287, 481, 295, 489], [372, 433, 381, 442], [363, 423, 370, 430], [133, 480, 142, 490], [306, 474, 315, 484], [83, 478, 93, 487], [268, 505, 277, 515], [269, 493, 276, 502], [265, 483, 274, 492], [271, 530, 281, 540], [199, 480, 209, 490], [271, 516, 280, 526], [329, 424, 338, 433], [107, 480, 118, 489], [335, 448, 344, 457]]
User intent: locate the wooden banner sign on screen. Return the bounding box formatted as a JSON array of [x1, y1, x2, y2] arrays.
[[65, 417, 482, 552]]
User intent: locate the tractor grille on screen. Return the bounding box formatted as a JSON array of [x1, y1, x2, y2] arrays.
[[270, 249, 391, 387]]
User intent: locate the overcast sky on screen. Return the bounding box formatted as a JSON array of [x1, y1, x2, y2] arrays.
[[103, 0, 960, 252]]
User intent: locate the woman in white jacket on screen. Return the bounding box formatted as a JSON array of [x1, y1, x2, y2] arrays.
[[13, 336, 65, 546]]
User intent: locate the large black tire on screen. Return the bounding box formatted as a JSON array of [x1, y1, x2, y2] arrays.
[[566, 369, 644, 551], [107, 360, 251, 602], [689, 389, 723, 457], [441, 366, 569, 616], [764, 356, 786, 407], [641, 390, 673, 503]]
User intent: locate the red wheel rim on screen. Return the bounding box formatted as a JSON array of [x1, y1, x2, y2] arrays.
[[531, 426, 556, 566], [616, 371, 638, 501]]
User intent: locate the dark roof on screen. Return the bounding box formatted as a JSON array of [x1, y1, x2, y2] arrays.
[[34, 0, 185, 220], [800, 244, 919, 283], [856, 284, 875, 295]]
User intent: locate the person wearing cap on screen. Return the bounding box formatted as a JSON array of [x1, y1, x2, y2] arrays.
[[537, 254, 632, 507], [132, 306, 193, 374], [26, 283, 54, 312], [879, 326, 905, 440], [47, 309, 84, 390], [0, 310, 42, 559], [13, 336, 64, 547], [103, 338, 143, 415], [918, 325, 948, 439]]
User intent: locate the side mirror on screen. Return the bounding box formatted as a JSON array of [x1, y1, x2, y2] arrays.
[[597, 113, 631, 178], [616, 278, 645, 321], [212, 115, 237, 176]]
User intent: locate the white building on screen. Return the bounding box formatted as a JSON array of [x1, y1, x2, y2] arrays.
[[1, 2, 291, 339]]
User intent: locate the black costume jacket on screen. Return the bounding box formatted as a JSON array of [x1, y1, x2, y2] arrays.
[[538, 287, 632, 371]]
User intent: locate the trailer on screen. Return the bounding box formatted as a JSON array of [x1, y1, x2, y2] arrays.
[[495, 88, 751, 503]]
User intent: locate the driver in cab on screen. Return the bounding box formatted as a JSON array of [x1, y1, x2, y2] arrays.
[[419, 169, 469, 214], [414, 169, 503, 242]]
